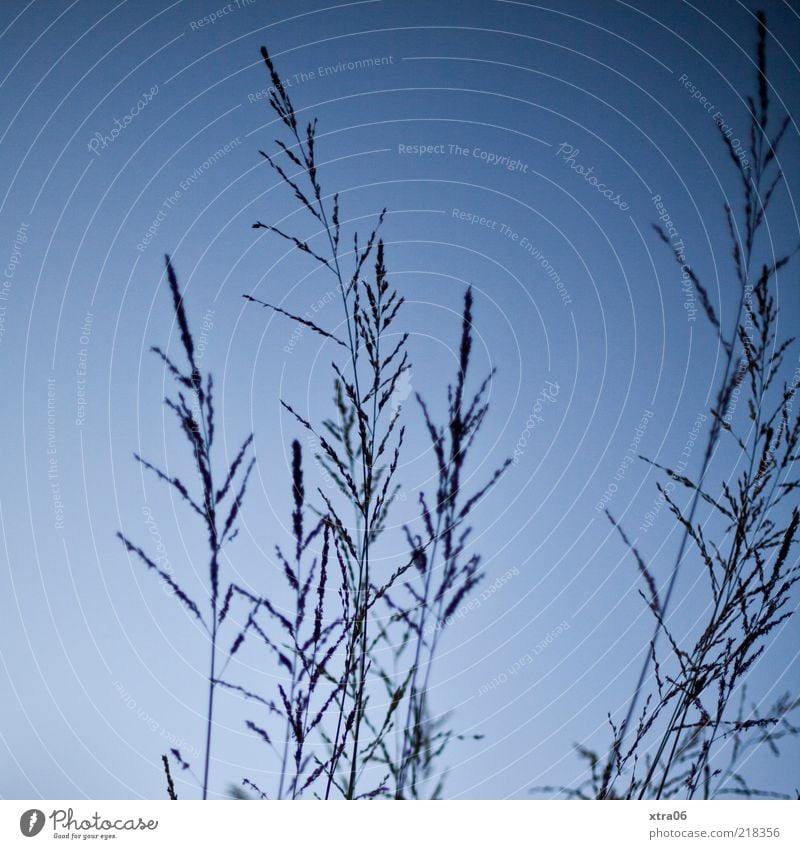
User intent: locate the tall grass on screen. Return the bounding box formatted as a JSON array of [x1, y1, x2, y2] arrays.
[[543, 11, 800, 801], [111, 18, 799, 803], [389, 289, 511, 798], [118, 257, 255, 800], [219, 442, 355, 798], [121, 42, 508, 799], [242, 45, 509, 798]]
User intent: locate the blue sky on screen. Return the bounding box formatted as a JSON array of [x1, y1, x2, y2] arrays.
[[1, 0, 798, 799]]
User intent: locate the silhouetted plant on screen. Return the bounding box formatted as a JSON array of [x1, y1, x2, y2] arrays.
[[161, 754, 177, 800], [218, 442, 357, 798], [246, 45, 410, 799], [118, 256, 255, 800], [377, 287, 511, 798], [546, 11, 800, 801], [120, 41, 509, 803], [245, 45, 508, 798]]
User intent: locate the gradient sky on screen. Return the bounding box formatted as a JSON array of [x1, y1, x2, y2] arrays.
[[1, 0, 798, 800]]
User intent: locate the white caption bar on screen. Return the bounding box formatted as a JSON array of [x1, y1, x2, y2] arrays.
[[2, 800, 798, 847]]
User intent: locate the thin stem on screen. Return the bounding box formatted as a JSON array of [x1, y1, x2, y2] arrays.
[[202, 618, 217, 800], [311, 175, 376, 800], [195, 368, 219, 802], [640, 335, 774, 799]]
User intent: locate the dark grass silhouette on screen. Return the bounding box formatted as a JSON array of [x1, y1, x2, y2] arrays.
[[118, 16, 798, 801], [161, 755, 177, 800], [243, 45, 509, 798], [219, 444, 356, 799], [538, 11, 800, 801], [385, 288, 511, 798], [118, 257, 255, 800], [120, 43, 509, 799]]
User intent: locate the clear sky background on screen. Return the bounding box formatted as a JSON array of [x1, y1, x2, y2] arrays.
[[0, 0, 798, 800]]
